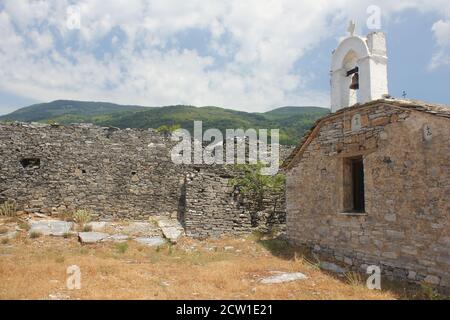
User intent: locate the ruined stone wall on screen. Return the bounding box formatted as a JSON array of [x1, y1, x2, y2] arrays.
[[0, 122, 290, 237], [286, 103, 450, 288], [0, 123, 185, 220], [183, 166, 286, 238]]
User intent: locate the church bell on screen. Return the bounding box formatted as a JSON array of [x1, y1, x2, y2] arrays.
[[349, 72, 359, 90]]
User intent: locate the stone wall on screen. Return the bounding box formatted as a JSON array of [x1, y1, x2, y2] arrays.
[[285, 102, 450, 289], [0, 123, 185, 220], [183, 166, 286, 238], [0, 122, 289, 237]]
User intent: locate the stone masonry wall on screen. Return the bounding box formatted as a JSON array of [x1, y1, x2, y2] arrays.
[[0, 122, 289, 238], [183, 166, 286, 238], [0, 123, 185, 220], [286, 103, 450, 289]]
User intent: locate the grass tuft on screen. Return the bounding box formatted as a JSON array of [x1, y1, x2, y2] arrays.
[[0, 201, 17, 217], [72, 209, 92, 230], [115, 242, 129, 254], [29, 231, 41, 239], [419, 283, 446, 300], [345, 271, 364, 287]]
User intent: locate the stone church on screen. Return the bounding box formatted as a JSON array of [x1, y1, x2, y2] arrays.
[[283, 30, 450, 288]]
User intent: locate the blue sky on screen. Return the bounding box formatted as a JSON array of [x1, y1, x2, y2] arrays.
[[0, 1, 449, 115]]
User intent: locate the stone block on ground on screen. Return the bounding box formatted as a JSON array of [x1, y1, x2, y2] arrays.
[[28, 220, 73, 237], [0, 231, 17, 241], [123, 222, 161, 237], [78, 232, 109, 243], [87, 221, 108, 232], [154, 217, 184, 243], [424, 275, 440, 285], [135, 236, 166, 247], [319, 261, 346, 274], [106, 234, 129, 242], [260, 272, 308, 284]]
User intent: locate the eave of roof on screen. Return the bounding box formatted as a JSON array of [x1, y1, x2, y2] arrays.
[[281, 98, 450, 171]]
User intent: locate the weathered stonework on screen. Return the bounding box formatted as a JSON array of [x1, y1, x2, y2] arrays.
[[284, 99, 450, 289], [0, 123, 184, 220], [183, 166, 286, 238], [0, 122, 290, 237]]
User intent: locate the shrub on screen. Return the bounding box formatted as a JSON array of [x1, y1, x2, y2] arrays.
[[0, 200, 17, 217], [229, 163, 285, 211], [72, 209, 92, 230], [156, 124, 181, 135], [115, 242, 128, 254], [18, 221, 30, 231], [29, 231, 41, 239], [419, 283, 445, 300], [345, 272, 364, 287]]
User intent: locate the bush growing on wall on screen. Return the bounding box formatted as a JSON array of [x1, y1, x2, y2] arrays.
[[230, 162, 285, 212]]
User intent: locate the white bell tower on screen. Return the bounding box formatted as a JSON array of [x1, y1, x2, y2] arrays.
[[330, 22, 388, 113]]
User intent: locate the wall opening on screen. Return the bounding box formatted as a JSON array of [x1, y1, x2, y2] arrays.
[[20, 158, 40, 169], [342, 50, 360, 107], [343, 156, 365, 213]]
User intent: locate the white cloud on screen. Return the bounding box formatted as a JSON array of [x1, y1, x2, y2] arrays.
[[432, 19, 450, 47], [0, 0, 449, 111], [429, 19, 450, 69]]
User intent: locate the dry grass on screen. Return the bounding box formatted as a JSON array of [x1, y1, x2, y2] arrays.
[[0, 229, 429, 300]]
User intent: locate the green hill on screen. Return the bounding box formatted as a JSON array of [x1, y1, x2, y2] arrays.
[[0, 100, 329, 145], [0, 100, 148, 123]]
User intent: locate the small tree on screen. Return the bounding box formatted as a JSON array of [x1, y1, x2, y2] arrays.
[[156, 124, 181, 135], [229, 162, 285, 212]]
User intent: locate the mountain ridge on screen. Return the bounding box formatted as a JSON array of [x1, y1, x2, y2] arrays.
[[0, 100, 330, 145]]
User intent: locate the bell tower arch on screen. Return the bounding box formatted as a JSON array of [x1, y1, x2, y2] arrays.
[[330, 30, 388, 112]]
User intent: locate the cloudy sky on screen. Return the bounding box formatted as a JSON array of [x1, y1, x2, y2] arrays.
[[0, 0, 449, 114]]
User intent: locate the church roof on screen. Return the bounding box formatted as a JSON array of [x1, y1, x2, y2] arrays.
[[282, 98, 450, 171]]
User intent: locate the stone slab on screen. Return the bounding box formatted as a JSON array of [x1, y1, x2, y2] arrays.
[[155, 218, 184, 243], [29, 220, 73, 237], [260, 272, 308, 284], [0, 231, 17, 240], [135, 236, 166, 247], [78, 232, 109, 243], [123, 222, 159, 236], [107, 234, 129, 242], [87, 221, 108, 232], [319, 261, 346, 274]]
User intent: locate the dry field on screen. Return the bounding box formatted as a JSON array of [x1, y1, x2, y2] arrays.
[[0, 221, 441, 300]]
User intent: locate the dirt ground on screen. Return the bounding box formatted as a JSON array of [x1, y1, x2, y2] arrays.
[[0, 222, 442, 300]]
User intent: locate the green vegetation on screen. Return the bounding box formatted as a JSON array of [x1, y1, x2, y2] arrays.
[[72, 209, 92, 230], [115, 242, 129, 254], [0, 100, 329, 145], [156, 124, 182, 134], [230, 162, 285, 211], [0, 100, 147, 123], [0, 201, 17, 217], [29, 231, 41, 239]]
